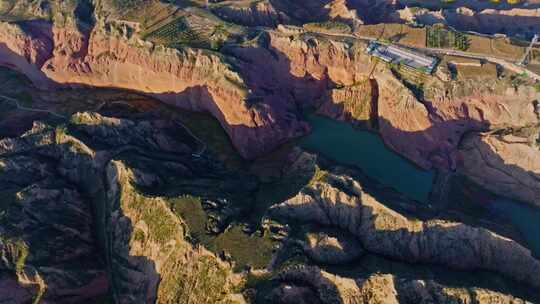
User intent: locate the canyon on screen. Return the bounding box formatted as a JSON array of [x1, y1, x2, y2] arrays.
[[0, 0, 539, 303]]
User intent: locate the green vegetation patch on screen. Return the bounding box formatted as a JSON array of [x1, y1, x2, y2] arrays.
[[144, 16, 210, 48], [427, 26, 469, 51], [208, 226, 276, 271], [128, 193, 179, 245], [308, 165, 328, 186], [0, 236, 29, 274], [168, 195, 277, 271], [143, 12, 239, 51], [388, 62, 427, 101], [143, 205, 177, 245], [158, 254, 231, 303], [169, 195, 208, 242], [304, 21, 351, 34]]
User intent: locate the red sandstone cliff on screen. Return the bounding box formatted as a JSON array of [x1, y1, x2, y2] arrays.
[[250, 29, 539, 170], [0, 20, 308, 159], [1, 19, 538, 171]]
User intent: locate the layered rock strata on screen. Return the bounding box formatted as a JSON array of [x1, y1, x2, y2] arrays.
[[270, 172, 540, 288], [0, 112, 244, 303], [272, 266, 531, 304], [0, 19, 308, 159], [458, 130, 540, 206]]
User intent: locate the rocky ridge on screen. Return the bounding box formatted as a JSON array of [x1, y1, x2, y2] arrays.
[[397, 6, 540, 38], [0, 17, 308, 159], [0, 111, 245, 303], [270, 172, 540, 288], [458, 129, 540, 206], [271, 266, 531, 304], [1, 7, 539, 173]]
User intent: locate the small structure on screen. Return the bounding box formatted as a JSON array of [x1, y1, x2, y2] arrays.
[[518, 34, 539, 66], [366, 42, 438, 74]]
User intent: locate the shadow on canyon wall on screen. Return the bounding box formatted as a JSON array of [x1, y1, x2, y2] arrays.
[[268, 0, 333, 24], [271, 189, 540, 303], [1, 19, 540, 303]]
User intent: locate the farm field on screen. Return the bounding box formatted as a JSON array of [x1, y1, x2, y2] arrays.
[[356, 23, 427, 48], [465, 35, 525, 60], [141, 8, 246, 51], [426, 26, 469, 51], [440, 55, 498, 80], [455, 63, 498, 79], [355, 23, 527, 62]]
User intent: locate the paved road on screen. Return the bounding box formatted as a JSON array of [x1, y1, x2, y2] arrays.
[[0, 94, 67, 119], [310, 30, 540, 81]]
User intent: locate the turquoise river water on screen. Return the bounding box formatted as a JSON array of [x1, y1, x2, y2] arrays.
[[299, 114, 435, 202], [299, 114, 540, 257]]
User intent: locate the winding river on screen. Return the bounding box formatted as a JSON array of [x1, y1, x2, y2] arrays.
[[299, 114, 540, 257], [299, 114, 435, 202]]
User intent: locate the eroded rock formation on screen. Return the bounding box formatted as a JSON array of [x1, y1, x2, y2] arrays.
[[0, 19, 309, 159], [459, 129, 540, 206], [0, 112, 245, 303], [272, 265, 530, 304], [398, 6, 540, 38], [270, 172, 540, 288]]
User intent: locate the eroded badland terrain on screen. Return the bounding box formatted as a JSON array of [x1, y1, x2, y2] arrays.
[[0, 0, 540, 303]]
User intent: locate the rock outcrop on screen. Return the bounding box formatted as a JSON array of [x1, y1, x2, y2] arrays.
[[458, 130, 540, 206], [0, 19, 309, 159], [228, 30, 540, 170], [211, 1, 290, 27], [316, 79, 376, 127], [270, 172, 540, 288], [107, 161, 239, 304], [376, 68, 540, 170], [0, 121, 107, 303], [272, 266, 530, 304], [398, 6, 540, 38], [300, 231, 364, 264], [1, 10, 538, 170], [0, 112, 246, 303]]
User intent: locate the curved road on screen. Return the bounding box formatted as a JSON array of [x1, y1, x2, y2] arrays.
[[0, 94, 67, 119]]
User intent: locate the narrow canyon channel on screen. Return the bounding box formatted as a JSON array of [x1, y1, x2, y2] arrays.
[[300, 113, 540, 258], [491, 198, 540, 258], [299, 113, 435, 202]]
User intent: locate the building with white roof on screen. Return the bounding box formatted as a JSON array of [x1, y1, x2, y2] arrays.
[[366, 42, 438, 74]]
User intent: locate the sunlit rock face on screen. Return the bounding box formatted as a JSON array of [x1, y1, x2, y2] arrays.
[[459, 130, 540, 206], [0, 20, 310, 160], [271, 172, 540, 288], [0, 112, 244, 303], [273, 266, 531, 304], [1, 12, 539, 170], [1, 1, 540, 302]]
